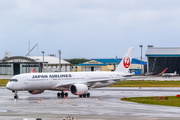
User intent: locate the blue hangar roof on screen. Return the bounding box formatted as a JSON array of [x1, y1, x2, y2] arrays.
[[78, 58, 147, 66], [93, 59, 120, 64]]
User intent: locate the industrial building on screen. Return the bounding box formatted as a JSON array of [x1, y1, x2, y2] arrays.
[[0, 56, 70, 75], [77, 58, 147, 74], [146, 46, 180, 75]]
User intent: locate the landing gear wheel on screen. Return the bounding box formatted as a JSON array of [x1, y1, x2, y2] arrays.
[[61, 91, 64, 98], [79, 95, 82, 98], [57, 91, 69, 98], [87, 93, 90, 97], [57, 93, 61, 97], [14, 91, 18, 99], [36, 118, 42, 120], [83, 94, 87, 97], [14, 95, 18, 99], [65, 92, 68, 97]]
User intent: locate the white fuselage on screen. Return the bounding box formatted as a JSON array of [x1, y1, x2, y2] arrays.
[[6, 71, 127, 91]]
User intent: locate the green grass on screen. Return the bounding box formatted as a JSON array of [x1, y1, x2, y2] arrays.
[[121, 96, 180, 107], [110, 80, 180, 87], [0, 79, 9, 87]]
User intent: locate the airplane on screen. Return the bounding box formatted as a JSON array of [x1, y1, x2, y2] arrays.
[[162, 71, 179, 78], [6, 47, 135, 99], [145, 68, 168, 76], [159, 68, 168, 76]]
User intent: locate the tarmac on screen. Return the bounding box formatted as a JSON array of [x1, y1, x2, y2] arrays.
[[1, 87, 180, 120]]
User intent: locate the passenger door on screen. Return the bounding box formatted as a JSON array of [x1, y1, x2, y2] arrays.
[[24, 77, 28, 84]]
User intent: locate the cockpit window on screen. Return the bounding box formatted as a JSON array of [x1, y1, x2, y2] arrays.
[[9, 79, 18, 82]]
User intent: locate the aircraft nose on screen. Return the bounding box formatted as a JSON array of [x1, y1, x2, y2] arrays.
[[6, 82, 12, 90]]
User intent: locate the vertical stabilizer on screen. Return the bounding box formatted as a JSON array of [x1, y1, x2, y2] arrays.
[[115, 47, 135, 73], [159, 68, 168, 75]]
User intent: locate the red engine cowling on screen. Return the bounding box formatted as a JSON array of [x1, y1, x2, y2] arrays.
[[28, 90, 44, 94], [70, 84, 88, 95]]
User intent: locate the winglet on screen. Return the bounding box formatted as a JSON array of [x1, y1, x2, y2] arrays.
[[115, 47, 135, 73]]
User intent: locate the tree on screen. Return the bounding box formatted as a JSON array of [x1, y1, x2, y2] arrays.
[[65, 58, 88, 65]]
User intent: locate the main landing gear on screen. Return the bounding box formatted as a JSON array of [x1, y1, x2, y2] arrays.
[[57, 91, 68, 98], [79, 93, 90, 98]]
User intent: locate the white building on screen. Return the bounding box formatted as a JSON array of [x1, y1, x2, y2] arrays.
[[29, 56, 71, 72]]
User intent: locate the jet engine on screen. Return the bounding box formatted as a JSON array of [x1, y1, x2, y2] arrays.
[[70, 84, 88, 95], [28, 90, 44, 94]]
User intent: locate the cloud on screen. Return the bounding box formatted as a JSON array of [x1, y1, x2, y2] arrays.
[[0, 0, 180, 59]]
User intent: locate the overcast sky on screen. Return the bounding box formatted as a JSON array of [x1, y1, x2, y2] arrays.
[[0, 0, 180, 59]]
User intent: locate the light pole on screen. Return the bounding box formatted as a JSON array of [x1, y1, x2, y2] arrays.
[[41, 51, 44, 72], [58, 50, 61, 72], [139, 45, 143, 74]]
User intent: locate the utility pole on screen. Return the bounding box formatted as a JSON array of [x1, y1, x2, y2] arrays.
[[58, 50, 61, 72], [26, 44, 38, 56], [41, 51, 44, 72], [139, 45, 143, 74]]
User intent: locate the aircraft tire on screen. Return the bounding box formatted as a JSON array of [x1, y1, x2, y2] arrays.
[[61, 92, 64, 98], [65, 92, 68, 97], [79, 95, 82, 98], [14, 95, 18, 99], [57, 93, 61, 97], [83, 94, 86, 97], [87, 93, 90, 97], [36, 118, 42, 120]]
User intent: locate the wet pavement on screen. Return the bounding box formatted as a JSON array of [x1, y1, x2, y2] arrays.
[[1, 87, 180, 120]]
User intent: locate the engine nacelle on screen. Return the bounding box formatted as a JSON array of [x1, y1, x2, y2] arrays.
[[28, 90, 44, 94], [70, 84, 88, 95]]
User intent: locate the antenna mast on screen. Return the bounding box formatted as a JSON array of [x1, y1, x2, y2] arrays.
[[26, 44, 38, 56]]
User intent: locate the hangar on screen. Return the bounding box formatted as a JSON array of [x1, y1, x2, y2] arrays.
[[0, 56, 70, 75], [146, 46, 180, 75]]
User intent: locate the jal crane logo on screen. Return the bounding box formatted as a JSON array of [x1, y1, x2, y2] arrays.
[[123, 57, 130, 68]]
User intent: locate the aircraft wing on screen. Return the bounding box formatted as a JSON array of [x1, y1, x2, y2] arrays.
[[54, 84, 72, 90], [86, 78, 121, 85], [122, 74, 144, 77], [54, 81, 76, 90], [54, 78, 122, 89], [53, 73, 148, 90]]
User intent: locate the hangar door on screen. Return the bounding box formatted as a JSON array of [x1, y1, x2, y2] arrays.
[[13, 63, 20, 75], [148, 57, 180, 74]]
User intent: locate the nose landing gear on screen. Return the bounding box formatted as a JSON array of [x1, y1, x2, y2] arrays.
[[14, 91, 18, 99]]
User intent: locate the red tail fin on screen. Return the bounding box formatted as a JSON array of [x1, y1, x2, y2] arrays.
[[162, 68, 168, 74], [31, 68, 35, 73], [160, 68, 168, 75]]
